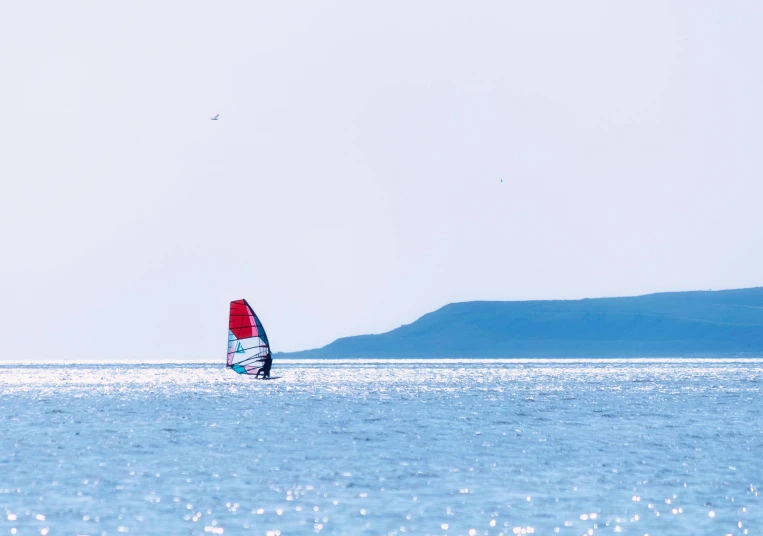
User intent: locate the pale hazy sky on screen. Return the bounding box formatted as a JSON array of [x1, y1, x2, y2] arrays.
[[1, 1, 761, 360]]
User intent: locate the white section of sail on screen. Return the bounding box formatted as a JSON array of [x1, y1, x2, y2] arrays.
[[227, 330, 269, 367]]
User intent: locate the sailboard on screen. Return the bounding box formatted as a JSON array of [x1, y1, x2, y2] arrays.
[[227, 299, 272, 376]]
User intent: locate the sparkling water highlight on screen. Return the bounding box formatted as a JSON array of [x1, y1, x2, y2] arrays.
[[1, 360, 761, 535]]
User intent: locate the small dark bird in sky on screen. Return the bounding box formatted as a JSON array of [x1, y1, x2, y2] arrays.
[[500, 179, 503, 183], [210, 114, 219, 120]]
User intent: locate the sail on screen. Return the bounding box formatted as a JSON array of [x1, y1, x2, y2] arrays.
[[227, 299, 271, 375]]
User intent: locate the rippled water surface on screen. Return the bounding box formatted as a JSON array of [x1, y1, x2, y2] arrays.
[[1, 360, 762, 535]]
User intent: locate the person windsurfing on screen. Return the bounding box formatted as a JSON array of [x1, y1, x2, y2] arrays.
[[256, 351, 273, 379], [227, 299, 273, 377]]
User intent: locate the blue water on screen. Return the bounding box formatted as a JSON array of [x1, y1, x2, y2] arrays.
[[1, 360, 761, 535]]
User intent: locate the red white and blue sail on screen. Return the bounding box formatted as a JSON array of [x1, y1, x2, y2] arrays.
[[227, 299, 271, 375]]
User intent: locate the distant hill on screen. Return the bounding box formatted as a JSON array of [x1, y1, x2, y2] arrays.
[[278, 287, 763, 358]]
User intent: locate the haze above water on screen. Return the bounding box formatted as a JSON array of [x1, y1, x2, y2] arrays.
[[1, 360, 760, 535], [3, 2, 763, 359]]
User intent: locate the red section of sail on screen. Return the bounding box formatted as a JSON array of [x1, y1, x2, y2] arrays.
[[229, 299, 258, 339]]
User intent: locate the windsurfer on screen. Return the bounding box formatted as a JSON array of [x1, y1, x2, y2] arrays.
[[256, 352, 273, 379]]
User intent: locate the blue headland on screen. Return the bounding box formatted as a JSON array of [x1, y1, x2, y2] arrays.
[[280, 287, 763, 358]]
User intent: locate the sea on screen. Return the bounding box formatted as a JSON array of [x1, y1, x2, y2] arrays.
[[1, 359, 761, 535]]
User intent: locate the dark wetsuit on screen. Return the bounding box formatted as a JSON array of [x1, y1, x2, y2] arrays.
[[256, 353, 273, 379]]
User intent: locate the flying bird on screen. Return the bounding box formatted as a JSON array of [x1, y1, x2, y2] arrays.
[[210, 114, 219, 120]]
